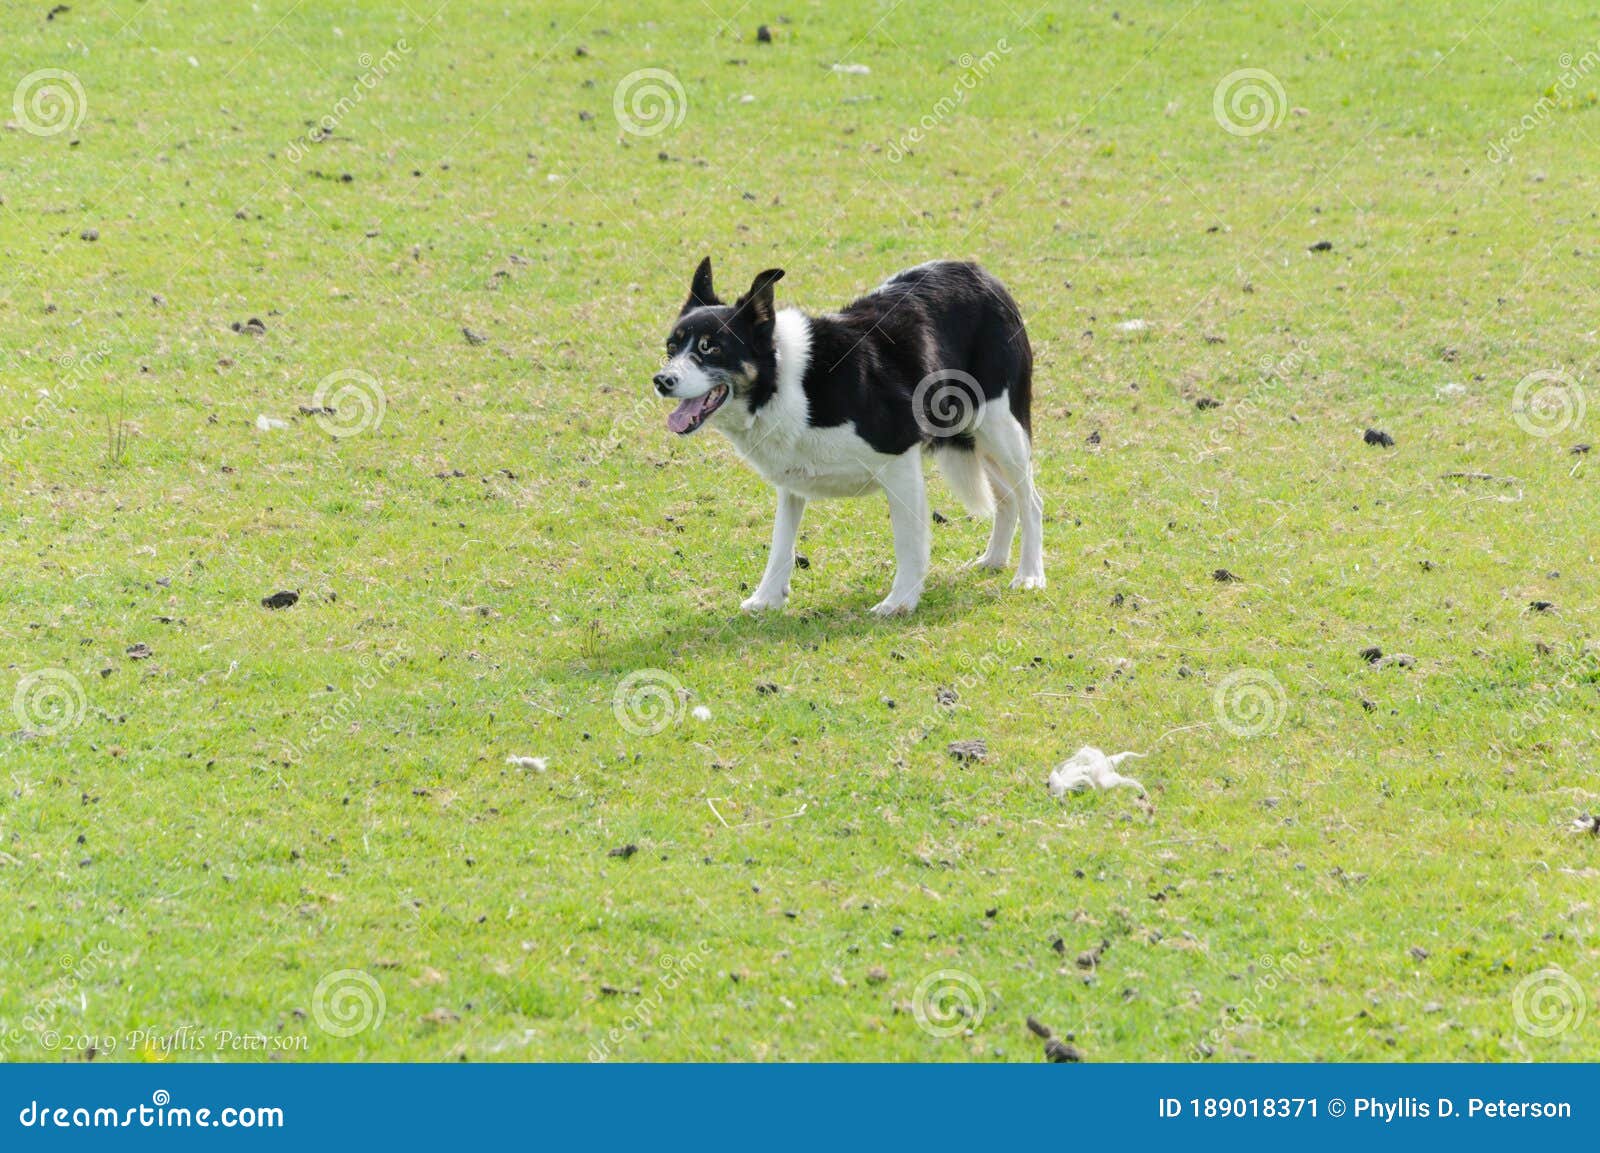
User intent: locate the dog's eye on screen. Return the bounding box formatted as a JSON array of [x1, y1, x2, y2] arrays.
[[697, 336, 718, 356]]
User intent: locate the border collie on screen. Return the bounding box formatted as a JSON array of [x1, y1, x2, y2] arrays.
[[653, 258, 1044, 615]]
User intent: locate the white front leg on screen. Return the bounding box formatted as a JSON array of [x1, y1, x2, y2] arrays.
[[870, 451, 929, 616], [742, 488, 806, 611]]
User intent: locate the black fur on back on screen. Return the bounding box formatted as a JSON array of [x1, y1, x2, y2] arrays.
[[782, 261, 1033, 454]]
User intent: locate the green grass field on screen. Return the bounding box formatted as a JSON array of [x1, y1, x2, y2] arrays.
[[2, 0, 1597, 1062]]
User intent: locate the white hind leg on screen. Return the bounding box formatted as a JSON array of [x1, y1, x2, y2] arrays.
[[967, 461, 1017, 570], [976, 409, 1044, 590]]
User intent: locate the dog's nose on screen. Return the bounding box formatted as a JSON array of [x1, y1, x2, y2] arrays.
[[653, 371, 676, 395]]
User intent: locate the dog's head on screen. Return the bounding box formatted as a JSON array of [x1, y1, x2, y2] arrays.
[[654, 257, 785, 436]]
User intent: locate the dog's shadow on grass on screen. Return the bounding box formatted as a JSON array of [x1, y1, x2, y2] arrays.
[[571, 573, 1004, 677]]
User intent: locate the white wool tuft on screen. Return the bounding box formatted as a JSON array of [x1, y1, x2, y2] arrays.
[[1048, 747, 1146, 797]]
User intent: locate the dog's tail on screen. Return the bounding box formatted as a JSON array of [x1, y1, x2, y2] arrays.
[[935, 448, 995, 518]]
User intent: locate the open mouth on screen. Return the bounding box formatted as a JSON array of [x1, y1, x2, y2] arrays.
[[667, 383, 729, 435]]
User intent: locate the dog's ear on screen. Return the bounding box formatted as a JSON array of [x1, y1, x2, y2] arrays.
[[734, 268, 785, 338], [681, 256, 718, 314]]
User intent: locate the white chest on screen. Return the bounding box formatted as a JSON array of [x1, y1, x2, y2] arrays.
[[724, 422, 892, 499], [704, 307, 902, 500]]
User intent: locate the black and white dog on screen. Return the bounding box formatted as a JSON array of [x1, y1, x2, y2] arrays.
[[653, 258, 1044, 615]]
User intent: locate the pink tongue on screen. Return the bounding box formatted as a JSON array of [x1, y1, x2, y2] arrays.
[[668, 393, 713, 433]]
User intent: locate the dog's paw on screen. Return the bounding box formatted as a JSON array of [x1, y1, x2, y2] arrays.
[[1010, 572, 1047, 591], [740, 592, 787, 613], [964, 555, 1008, 572], [869, 596, 918, 617]]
